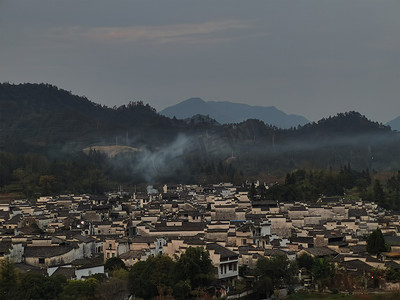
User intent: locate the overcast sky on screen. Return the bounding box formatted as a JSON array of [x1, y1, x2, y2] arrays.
[[0, 0, 399, 122]]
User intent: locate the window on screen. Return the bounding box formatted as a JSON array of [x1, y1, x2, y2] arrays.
[[233, 263, 237, 271], [229, 264, 232, 271], [220, 265, 224, 274], [38, 258, 45, 264], [242, 239, 246, 245]]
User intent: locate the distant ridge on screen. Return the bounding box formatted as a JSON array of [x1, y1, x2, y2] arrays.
[[160, 98, 309, 129], [2, 82, 400, 175], [386, 116, 400, 131]]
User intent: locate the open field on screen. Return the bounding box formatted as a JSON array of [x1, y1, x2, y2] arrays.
[[82, 145, 140, 157], [288, 291, 400, 300], [0, 193, 14, 204]]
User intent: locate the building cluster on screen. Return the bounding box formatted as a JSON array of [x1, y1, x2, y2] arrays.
[[1, 182, 400, 290]]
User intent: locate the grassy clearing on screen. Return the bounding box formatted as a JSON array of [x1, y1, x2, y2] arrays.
[[288, 290, 400, 300]]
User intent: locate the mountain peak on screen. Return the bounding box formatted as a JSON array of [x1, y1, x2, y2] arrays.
[[386, 116, 400, 131], [182, 97, 206, 104], [161, 98, 309, 129]]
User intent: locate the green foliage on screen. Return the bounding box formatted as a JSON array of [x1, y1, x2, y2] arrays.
[[19, 273, 66, 300], [255, 276, 273, 299], [367, 228, 388, 255], [373, 180, 385, 205], [0, 260, 69, 300], [95, 276, 128, 300], [173, 279, 192, 300], [175, 246, 216, 289], [386, 267, 400, 282], [58, 279, 98, 300], [3, 82, 400, 191], [256, 255, 297, 296], [312, 258, 335, 290], [297, 253, 314, 271], [248, 182, 256, 200], [128, 249, 215, 300], [0, 259, 20, 299], [129, 260, 156, 300], [129, 255, 175, 300], [104, 257, 126, 273]]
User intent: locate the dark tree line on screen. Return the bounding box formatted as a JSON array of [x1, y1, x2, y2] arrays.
[[0, 247, 215, 300]]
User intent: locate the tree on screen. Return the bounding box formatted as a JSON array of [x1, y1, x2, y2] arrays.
[[96, 276, 128, 300], [173, 280, 191, 300], [367, 228, 388, 255], [0, 259, 20, 299], [254, 276, 273, 299], [58, 279, 98, 300], [129, 260, 156, 300], [104, 257, 126, 273], [175, 246, 215, 290], [18, 273, 66, 300], [129, 255, 175, 300], [297, 253, 314, 271], [312, 258, 334, 291], [256, 255, 297, 295], [373, 180, 385, 205], [248, 182, 256, 200]]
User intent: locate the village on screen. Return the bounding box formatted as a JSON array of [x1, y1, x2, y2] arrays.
[[1, 181, 400, 298]]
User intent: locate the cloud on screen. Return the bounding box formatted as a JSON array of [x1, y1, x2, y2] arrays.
[[35, 20, 262, 46]]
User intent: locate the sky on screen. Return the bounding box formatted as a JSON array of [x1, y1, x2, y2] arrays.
[[0, 0, 399, 122]]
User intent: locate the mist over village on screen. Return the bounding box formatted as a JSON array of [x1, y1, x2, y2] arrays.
[[1, 1, 400, 300]]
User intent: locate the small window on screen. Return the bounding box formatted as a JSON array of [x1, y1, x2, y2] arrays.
[[39, 258, 45, 264], [229, 264, 232, 271]]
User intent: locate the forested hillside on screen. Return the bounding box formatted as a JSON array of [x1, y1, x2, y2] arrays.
[[2, 83, 400, 203]]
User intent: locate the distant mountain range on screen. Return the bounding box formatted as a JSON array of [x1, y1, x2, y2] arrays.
[[161, 98, 309, 129], [386, 117, 400, 131], [1, 82, 400, 179]]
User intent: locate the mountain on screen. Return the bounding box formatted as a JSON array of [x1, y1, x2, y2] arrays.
[[0, 83, 186, 154], [2, 82, 400, 185], [160, 98, 309, 129], [386, 116, 400, 131]]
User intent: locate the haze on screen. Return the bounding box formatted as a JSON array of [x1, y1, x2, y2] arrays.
[[0, 0, 399, 122]]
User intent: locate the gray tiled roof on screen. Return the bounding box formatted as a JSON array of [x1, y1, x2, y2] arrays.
[[303, 247, 337, 257], [24, 245, 74, 258], [206, 243, 238, 259]]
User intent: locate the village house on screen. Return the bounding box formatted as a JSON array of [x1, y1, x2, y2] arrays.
[[1, 182, 400, 295]]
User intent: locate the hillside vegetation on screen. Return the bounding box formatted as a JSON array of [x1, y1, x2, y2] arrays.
[[2, 83, 400, 207]]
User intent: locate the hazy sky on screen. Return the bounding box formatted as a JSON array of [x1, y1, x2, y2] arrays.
[[0, 0, 399, 122]]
